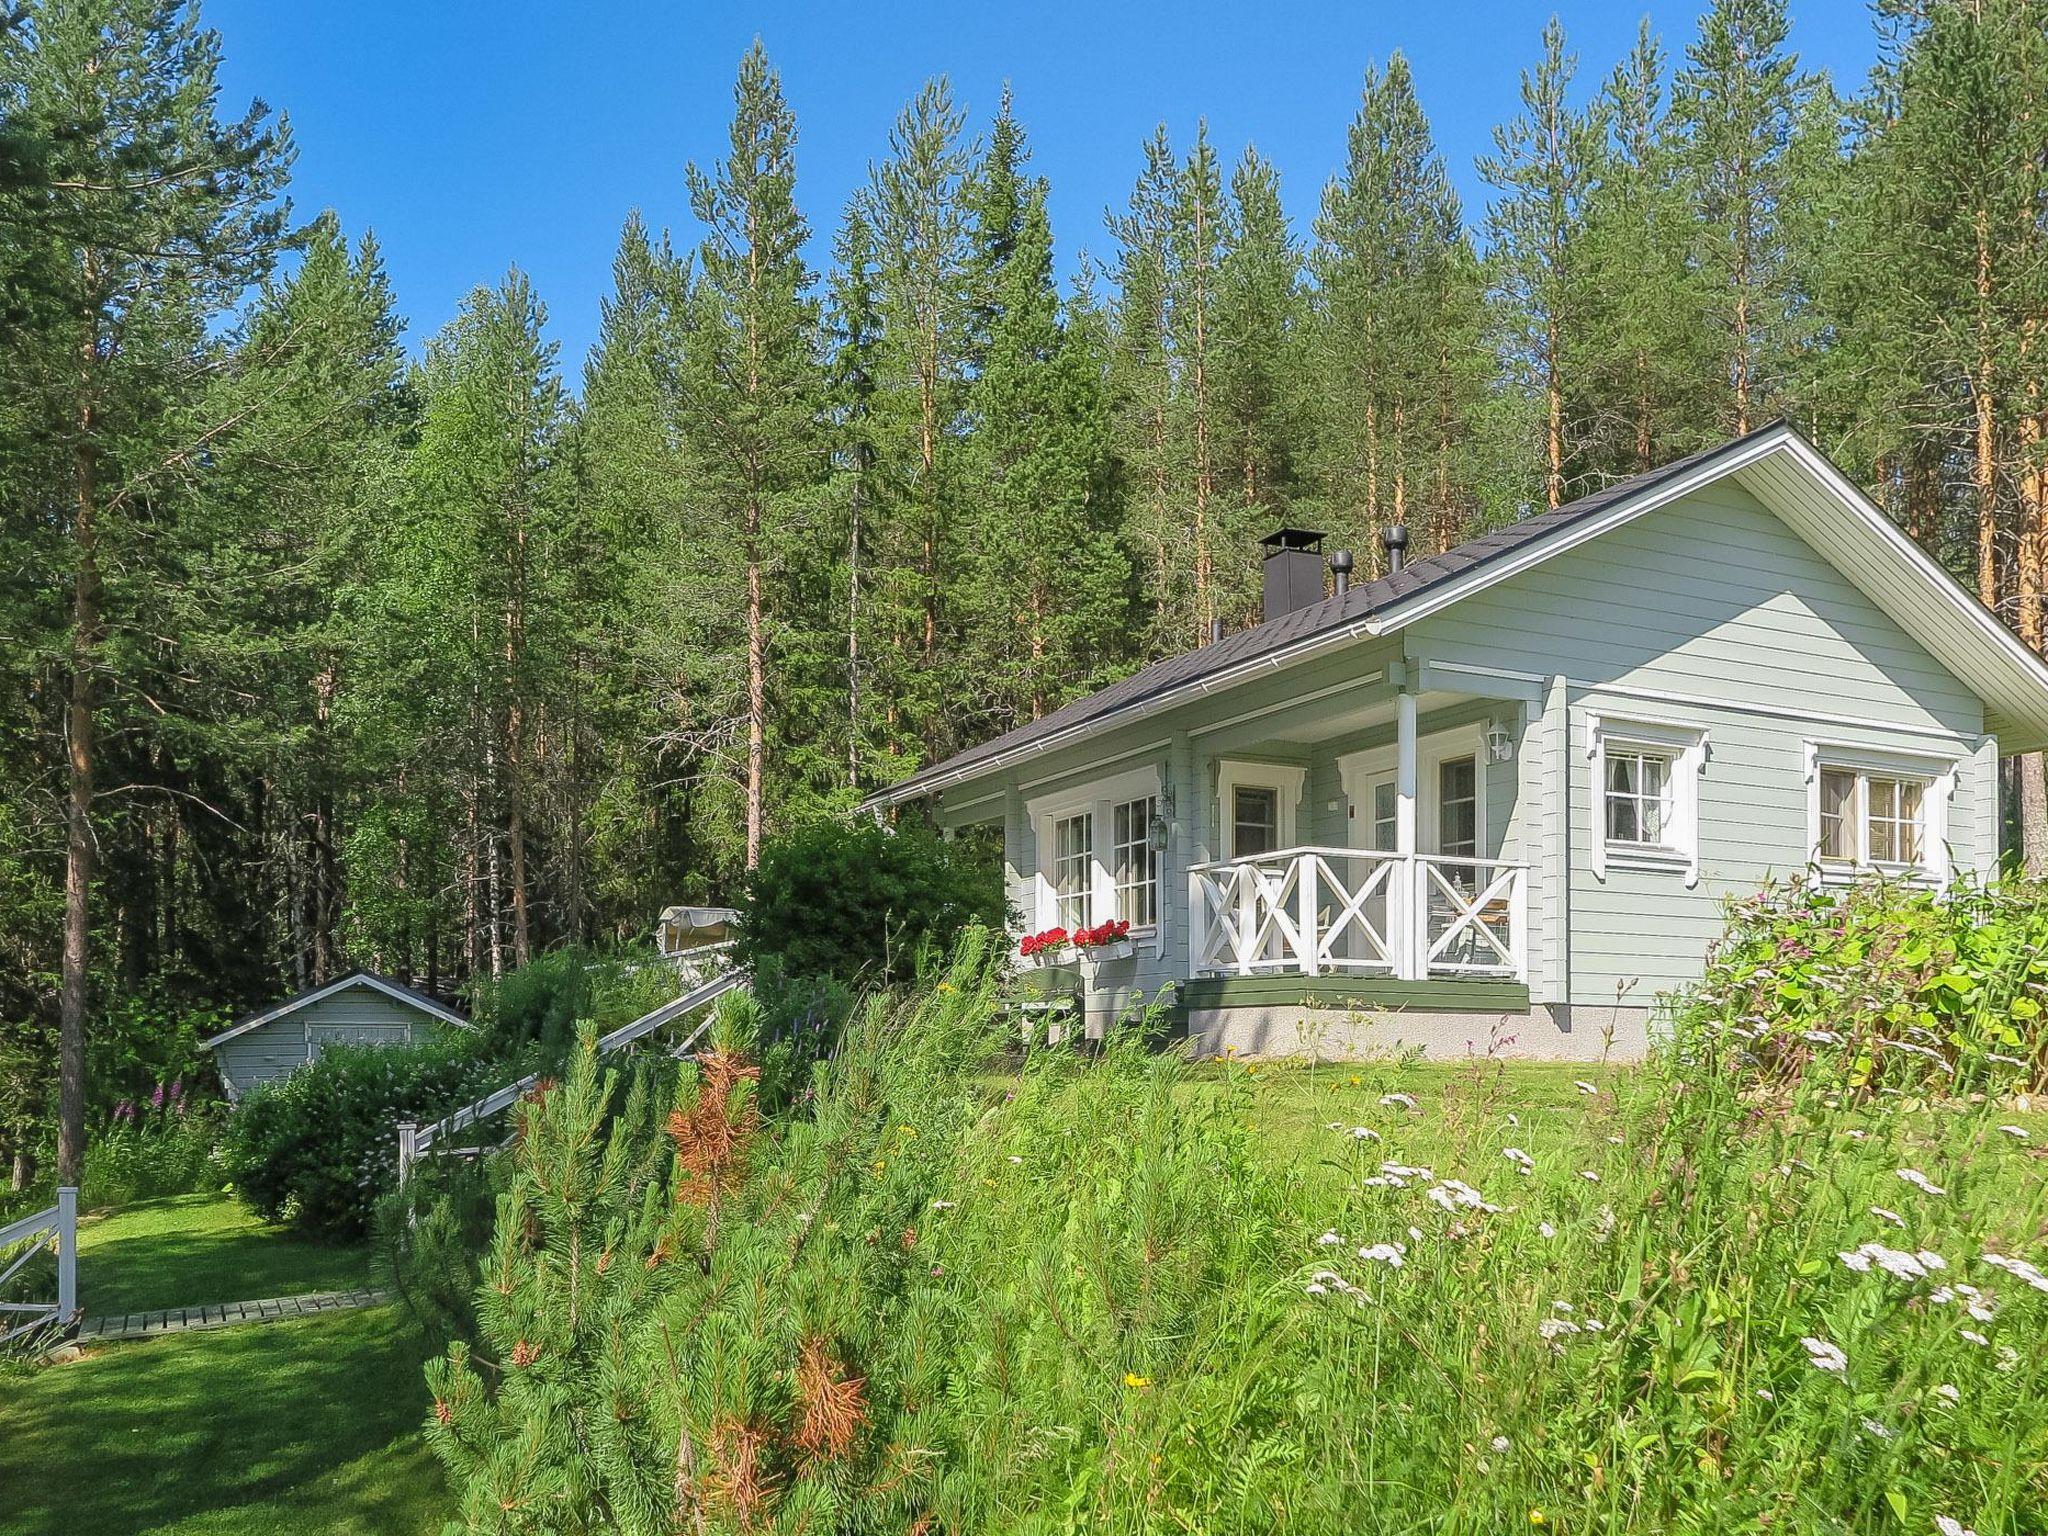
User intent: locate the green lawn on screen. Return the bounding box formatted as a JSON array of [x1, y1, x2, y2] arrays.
[[0, 1305, 447, 1536], [79, 1194, 374, 1317]]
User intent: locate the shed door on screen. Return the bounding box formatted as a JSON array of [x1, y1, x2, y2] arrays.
[[306, 1022, 412, 1059]]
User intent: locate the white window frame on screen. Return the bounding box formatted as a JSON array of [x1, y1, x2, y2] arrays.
[[1026, 764, 1165, 947], [1802, 740, 1955, 884], [1110, 793, 1160, 928], [1587, 714, 1708, 887], [1215, 760, 1307, 860], [1337, 724, 1490, 857]]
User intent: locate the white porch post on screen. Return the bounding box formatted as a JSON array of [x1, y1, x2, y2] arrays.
[[1395, 681, 1420, 979]]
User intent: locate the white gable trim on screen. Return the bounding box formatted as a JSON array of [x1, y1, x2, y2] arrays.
[[1372, 426, 2048, 752], [198, 972, 469, 1052]]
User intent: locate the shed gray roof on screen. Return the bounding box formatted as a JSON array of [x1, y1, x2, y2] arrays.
[[198, 970, 470, 1051], [867, 425, 1784, 808]]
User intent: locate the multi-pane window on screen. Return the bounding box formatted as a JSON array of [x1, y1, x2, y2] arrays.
[[1051, 811, 1093, 929], [1232, 785, 1280, 857], [1819, 767, 1926, 870], [1605, 748, 1675, 849], [1437, 757, 1478, 860], [1370, 780, 1398, 852], [1112, 796, 1159, 927]]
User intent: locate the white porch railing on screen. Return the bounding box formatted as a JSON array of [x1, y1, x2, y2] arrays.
[[1188, 847, 1527, 982], [0, 1187, 77, 1346]]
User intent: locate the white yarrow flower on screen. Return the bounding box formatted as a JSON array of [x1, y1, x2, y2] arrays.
[[1980, 1252, 2048, 1294], [1934, 1383, 1961, 1404], [1351, 1125, 1381, 1141], [1895, 1168, 1947, 1196], [1869, 1205, 1907, 1229], [1358, 1241, 1408, 1268], [1538, 1220, 1557, 1239], [1579, 1169, 1602, 1183], [1996, 1124, 2029, 1141], [1317, 1230, 1344, 1246], [1490, 1435, 1511, 1452], [1574, 1079, 1598, 1095], [1379, 1092, 1417, 1110], [1502, 1147, 1535, 1174], [1800, 1335, 1848, 1373], [1935, 1517, 1978, 1536]]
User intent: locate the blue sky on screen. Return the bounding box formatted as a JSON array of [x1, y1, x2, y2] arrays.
[[207, 1, 1882, 377]]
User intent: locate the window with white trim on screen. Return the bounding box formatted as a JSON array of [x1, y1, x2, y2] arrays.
[[1588, 714, 1708, 885], [1815, 765, 1929, 872], [1604, 746, 1675, 849], [1026, 764, 1168, 941], [1051, 811, 1092, 929], [1111, 796, 1159, 926]]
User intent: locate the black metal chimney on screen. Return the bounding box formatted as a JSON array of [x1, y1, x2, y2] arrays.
[[1260, 527, 1326, 622], [1329, 548, 1354, 596], [1382, 523, 1409, 574], [1209, 616, 1224, 645]]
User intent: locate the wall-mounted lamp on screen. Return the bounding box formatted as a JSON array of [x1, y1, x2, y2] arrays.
[[1150, 813, 1172, 851], [1485, 718, 1515, 762]]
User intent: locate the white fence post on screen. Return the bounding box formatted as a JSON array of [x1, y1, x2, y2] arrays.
[[396, 1121, 417, 1190], [55, 1186, 76, 1323]]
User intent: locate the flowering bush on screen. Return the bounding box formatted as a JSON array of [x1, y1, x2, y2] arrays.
[[1072, 918, 1132, 948], [1018, 926, 1070, 958], [1675, 873, 2048, 1094]]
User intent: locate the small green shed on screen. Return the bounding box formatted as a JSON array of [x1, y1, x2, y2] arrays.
[[199, 971, 470, 1100]]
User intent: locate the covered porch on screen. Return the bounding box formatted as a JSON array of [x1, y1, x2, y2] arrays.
[[1170, 654, 1545, 992]]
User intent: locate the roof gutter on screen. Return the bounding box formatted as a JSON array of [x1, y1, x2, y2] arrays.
[[861, 612, 1387, 810]]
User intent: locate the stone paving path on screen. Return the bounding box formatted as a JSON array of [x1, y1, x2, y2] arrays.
[[77, 1286, 390, 1342]]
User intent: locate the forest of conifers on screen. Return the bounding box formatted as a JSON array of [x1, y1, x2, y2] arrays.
[[1, 1, 2045, 1176]]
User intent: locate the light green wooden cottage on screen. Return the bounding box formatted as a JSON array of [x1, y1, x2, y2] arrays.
[[867, 424, 2048, 1060], [199, 971, 471, 1099]]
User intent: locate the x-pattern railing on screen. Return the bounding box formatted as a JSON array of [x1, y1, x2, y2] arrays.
[[1190, 847, 1525, 982]]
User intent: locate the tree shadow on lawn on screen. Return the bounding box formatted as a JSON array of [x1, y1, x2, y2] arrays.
[[80, 1195, 372, 1317], [1, 1307, 439, 1536]]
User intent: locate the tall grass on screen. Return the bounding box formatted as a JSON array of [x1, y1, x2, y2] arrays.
[[429, 923, 2048, 1534]]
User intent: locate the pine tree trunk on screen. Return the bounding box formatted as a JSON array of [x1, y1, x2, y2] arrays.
[[846, 453, 863, 790], [1975, 207, 2000, 610], [1190, 195, 1215, 645], [1545, 314, 1564, 511], [746, 528, 766, 869], [58, 402, 99, 1188]]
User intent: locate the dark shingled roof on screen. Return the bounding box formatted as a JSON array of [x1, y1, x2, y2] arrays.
[[870, 424, 1786, 806]]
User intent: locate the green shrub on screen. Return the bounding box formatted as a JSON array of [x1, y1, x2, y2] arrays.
[[1675, 873, 2048, 1094], [735, 816, 1005, 986], [473, 944, 678, 1060], [221, 1037, 495, 1238]]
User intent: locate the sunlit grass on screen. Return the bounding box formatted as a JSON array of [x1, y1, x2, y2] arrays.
[[78, 1193, 373, 1317], [0, 1306, 443, 1536]]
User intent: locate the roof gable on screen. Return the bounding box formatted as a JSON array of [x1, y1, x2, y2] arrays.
[[868, 424, 2048, 805], [198, 971, 470, 1052]]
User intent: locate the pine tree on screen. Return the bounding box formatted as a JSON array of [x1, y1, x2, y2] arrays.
[[1480, 19, 1604, 510], [671, 42, 824, 870], [861, 78, 977, 762], [1312, 55, 1483, 556], [1672, 0, 1816, 435], [378, 272, 567, 979], [1213, 147, 1302, 547], [0, 0, 291, 1181], [959, 92, 1124, 729], [1576, 21, 1715, 477]]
